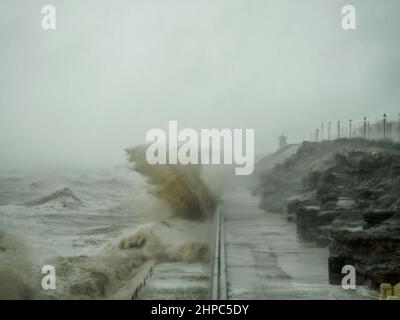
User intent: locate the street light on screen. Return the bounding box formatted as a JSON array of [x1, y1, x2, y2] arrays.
[[383, 114, 387, 140], [349, 120, 352, 138], [328, 122, 331, 140], [367, 121, 370, 140], [363, 117, 367, 140], [321, 123, 324, 141]]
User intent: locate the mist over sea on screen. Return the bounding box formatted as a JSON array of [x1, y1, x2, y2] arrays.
[[0, 153, 220, 299]]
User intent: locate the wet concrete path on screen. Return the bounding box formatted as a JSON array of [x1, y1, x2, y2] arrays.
[[223, 191, 377, 300], [138, 262, 209, 300]]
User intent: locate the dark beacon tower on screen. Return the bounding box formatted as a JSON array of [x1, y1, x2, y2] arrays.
[[279, 134, 288, 150]]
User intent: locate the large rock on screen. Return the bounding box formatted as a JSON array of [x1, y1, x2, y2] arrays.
[[316, 210, 341, 226], [286, 192, 317, 214], [358, 153, 393, 173], [296, 206, 320, 227], [329, 213, 400, 287], [363, 209, 395, 228]]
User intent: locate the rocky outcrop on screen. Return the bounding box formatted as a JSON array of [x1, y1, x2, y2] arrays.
[[254, 139, 400, 288], [330, 213, 400, 287], [363, 210, 395, 228], [255, 141, 342, 213]]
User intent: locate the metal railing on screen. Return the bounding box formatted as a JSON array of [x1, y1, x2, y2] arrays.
[[132, 202, 227, 300], [310, 115, 400, 143], [210, 201, 227, 299], [131, 262, 154, 300]]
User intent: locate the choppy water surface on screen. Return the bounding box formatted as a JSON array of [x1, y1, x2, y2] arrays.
[[0, 167, 140, 264], [0, 166, 211, 299]]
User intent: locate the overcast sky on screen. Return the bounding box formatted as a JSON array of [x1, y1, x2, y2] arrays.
[[0, 0, 399, 169]]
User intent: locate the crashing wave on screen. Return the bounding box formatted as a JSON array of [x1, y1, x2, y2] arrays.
[[125, 145, 217, 219], [40, 222, 209, 299], [1, 145, 218, 299], [0, 229, 34, 299]]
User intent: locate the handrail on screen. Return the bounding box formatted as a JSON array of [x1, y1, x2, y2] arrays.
[[132, 201, 227, 300], [219, 203, 227, 299], [211, 201, 227, 299], [131, 262, 154, 300]]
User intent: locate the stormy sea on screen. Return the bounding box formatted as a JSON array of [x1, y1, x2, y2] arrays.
[[0, 147, 219, 299]]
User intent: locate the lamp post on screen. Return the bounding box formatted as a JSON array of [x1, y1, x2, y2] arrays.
[[398, 113, 400, 141], [321, 123, 324, 141], [337, 121, 341, 139], [383, 114, 387, 140], [363, 117, 367, 140], [328, 122, 331, 141], [349, 120, 352, 138]]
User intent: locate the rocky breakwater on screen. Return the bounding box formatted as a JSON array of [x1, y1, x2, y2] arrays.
[[330, 212, 400, 287], [254, 139, 400, 288], [326, 153, 400, 287]]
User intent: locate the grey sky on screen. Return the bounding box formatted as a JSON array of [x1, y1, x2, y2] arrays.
[[1, 0, 399, 168]]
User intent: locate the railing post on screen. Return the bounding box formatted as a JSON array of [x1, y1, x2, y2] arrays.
[[211, 201, 227, 300], [211, 203, 221, 299]]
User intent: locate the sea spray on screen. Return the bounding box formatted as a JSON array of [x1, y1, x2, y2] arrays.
[[126, 145, 217, 219], [44, 221, 210, 299], [35, 147, 217, 299], [0, 145, 218, 299], [0, 228, 35, 299]]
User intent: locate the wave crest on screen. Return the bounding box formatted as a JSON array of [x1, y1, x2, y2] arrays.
[[126, 145, 217, 219], [23, 187, 83, 207]]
